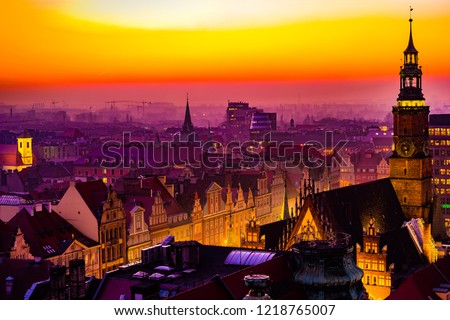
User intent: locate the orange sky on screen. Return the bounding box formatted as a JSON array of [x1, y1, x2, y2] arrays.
[[1, 1, 450, 106]]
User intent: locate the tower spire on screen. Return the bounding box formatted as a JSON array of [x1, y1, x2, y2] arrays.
[[405, 7, 418, 55], [397, 9, 423, 102], [182, 92, 194, 134]]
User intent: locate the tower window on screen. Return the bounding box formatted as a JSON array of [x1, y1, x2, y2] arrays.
[[20, 142, 22, 148], [404, 168, 407, 175], [27, 142, 29, 148], [404, 197, 407, 203]]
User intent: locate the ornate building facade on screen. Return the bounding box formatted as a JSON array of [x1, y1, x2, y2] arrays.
[[356, 217, 392, 300], [99, 189, 127, 275]]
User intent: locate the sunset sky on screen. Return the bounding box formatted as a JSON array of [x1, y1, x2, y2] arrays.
[[1, 0, 450, 107]]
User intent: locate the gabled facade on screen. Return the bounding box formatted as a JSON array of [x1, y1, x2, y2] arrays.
[[56, 180, 127, 277], [99, 190, 127, 274], [7, 207, 101, 278], [356, 216, 392, 300], [126, 203, 151, 263]]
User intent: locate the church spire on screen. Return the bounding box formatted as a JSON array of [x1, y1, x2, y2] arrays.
[[404, 8, 418, 55], [182, 93, 194, 134]]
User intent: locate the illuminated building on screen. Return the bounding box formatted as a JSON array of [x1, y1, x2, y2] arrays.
[[356, 217, 392, 300], [429, 114, 450, 237], [0, 130, 35, 172], [249, 112, 277, 141], [226, 101, 257, 139], [389, 15, 437, 262], [6, 206, 101, 279], [56, 180, 127, 277]]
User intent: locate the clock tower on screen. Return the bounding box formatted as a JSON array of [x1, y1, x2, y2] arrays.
[[390, 14, 432, 222]]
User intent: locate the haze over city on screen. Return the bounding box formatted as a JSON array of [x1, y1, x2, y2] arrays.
[[1, 0, 450, 110]]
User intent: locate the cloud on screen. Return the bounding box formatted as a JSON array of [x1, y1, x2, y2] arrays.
[[30, 0, 450, 30]]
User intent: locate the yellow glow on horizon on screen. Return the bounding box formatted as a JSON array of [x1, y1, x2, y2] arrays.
[[1, 1, 450, 87]]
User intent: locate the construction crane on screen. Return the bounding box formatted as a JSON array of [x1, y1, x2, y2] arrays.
[[105, 100, 151, 117]]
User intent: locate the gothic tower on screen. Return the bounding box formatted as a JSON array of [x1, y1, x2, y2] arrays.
[[390, 14, 432, 223], [181, 94, 195, 142]]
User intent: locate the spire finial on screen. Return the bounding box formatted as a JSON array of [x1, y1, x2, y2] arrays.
[[404, 7, 418, 55]]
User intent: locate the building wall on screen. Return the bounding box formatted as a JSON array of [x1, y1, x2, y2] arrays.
[[356, 233, 391, 300], [99, 191, 127, 276], [55, 182, 99, 242], [429, 123, 450, 236], [127, 206, 151, 263]]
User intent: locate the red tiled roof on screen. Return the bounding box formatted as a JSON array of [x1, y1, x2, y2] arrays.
[[140, 177, 185, 217], [0, 258, 50, 300], [75, 180, 108, 219], [123, 195, 154, 229], [0, 144, 20, 166], [7, 207, 98, 259], [387, 256, 450, 300], [17, 130, 32, 139]]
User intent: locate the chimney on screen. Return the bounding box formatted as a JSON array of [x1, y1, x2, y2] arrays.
[[5, 276, 14, 296], [34, 203, 43, 213], [50, 265, 66, 300], [180, 183, 184, 195], [69, 259, 86, 300], [44, 201, 52, 213]]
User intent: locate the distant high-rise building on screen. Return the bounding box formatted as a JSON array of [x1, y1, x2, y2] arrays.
[[429, 114, 450, 236], [249, 112, 277, 141], [226, 101, 258, 139]]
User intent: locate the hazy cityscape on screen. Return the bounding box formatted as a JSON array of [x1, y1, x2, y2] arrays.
[[1, 2, 450, 302]]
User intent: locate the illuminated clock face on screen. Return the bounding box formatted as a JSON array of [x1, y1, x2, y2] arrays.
[[397, 139, 416, 157]]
